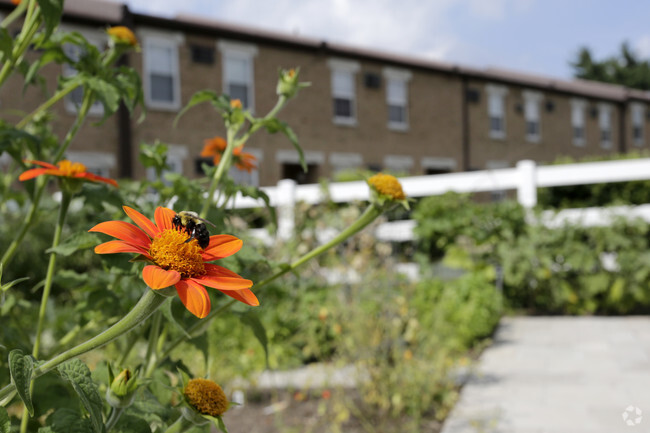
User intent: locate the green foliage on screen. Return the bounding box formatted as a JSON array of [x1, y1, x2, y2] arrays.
[[8, 350, 34, 416], [0, 406, 8, 433], [538, 152, 650, 208], [572, 42, 650, 90], [57, 359, 104, 433]]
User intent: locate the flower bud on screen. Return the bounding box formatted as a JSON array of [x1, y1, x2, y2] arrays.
[[106, 369, 138, 408], [276, 68, 309, 98], [107, 26, 138, 47], [184, 378, 229, 418], [367, 173, 409, 210]]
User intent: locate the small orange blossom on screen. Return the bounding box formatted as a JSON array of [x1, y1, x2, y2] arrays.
[[19, 159, 118, 187], [107, 26, 138, 47], [200, 136, 257, 173], [90, 206, 257, 318]]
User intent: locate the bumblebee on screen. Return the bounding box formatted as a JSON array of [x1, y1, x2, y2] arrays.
[[172, 211, 215, 249]]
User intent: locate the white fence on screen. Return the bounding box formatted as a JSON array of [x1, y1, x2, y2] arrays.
[[225, 158, 650, 241]]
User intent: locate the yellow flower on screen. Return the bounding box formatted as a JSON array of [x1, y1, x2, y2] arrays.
[[368, 173, 406, 201], [107, 26, 138, 47], [230, 99, 242, 109], [184, 378, 229, 417]]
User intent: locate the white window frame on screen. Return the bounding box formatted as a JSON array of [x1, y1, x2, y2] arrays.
[[631, 103, 645, 147], [141, 30, 183, 111], [328, 58, 360, 126], [421, 157, 456, 174], [383, 67, 412, 131], [66, 151, 116, 178], [383, 155, 413, 175], [217, 40, 258, 113], [329, 152, 363, 176], [571, 99, 587, 147], [598, 103, 613, 149], [523, 90, 542, 143], [486, 84, 508, 139], [60, 25, 105, 117]]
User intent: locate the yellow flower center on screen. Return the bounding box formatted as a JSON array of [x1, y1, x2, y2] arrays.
[[184, 378, 229, 417], [368, 173, 406, 200], [149, 229, 206, 278], [58, 160, 87, 176], [230, 99, 242, 109]]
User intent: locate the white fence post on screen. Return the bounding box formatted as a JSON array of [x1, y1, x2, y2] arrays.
[[516, 159, 537, 208], [276, 179, 297, 240]]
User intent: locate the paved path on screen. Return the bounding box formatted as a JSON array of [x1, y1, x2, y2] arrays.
[[441, 316, 650, 433]]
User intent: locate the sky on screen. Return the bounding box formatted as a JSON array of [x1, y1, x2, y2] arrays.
[[118, 0, 650, 81]]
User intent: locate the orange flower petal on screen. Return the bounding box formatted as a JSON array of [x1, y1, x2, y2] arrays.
[[94, 240, 149, 256], [201, 235, 243, 261], [175, 279, 211, 318], [154, 207, 176, 231], [89, 221, 151, 248], [24, 160, 57, 170], [142, 265, 181, 290], [76, 172, 118, 188], [220, 288, 259, 307], [123, 206, 160, 238], [190, 274, 253, 291], [18, 168, 50, 181]]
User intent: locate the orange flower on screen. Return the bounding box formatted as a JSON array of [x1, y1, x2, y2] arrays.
[[107, 26, 138, 47], [200, 136, 257, 173], [90, 206, 257, 318], [19, 159, 118, 188], [10, 0, 20, 5], [230, 99, 242, 109]]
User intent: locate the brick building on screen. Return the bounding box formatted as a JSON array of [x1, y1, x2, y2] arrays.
[[2, 0, 650, 186]]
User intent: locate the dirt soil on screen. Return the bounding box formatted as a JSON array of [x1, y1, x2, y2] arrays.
[[222, 390, 443, 433]]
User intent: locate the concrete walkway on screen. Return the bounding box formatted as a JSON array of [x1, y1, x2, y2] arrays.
[[441, 316, 650, 433]]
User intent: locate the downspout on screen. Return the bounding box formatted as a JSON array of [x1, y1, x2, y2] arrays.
[[461, 76, 470, 171], [618, 101, 627, 154]]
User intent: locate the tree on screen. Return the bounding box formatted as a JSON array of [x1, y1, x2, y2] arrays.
[[571, 42, 650, 90]]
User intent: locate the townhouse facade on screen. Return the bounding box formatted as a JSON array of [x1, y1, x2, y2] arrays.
[[2, 0, 650, 187]]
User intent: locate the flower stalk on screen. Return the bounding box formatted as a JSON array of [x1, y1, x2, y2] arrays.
[[0, 288, 174, 406]]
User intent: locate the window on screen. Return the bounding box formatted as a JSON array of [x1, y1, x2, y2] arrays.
[[383, 155, 413, 175], [486, 84, 508, 139], [523, 91, 542, 143], [143, 32, 182, 110], [599, 103, 613, 149], [383, 68, 412, 130], [218, 41, 258, 111], [422, 157, 456, 175], [571, 99, 586, 146], [329, 152, 363, 179], [328, 59, 360, 125], [62, 32, 105, 116], [277, 150, 323, 184], [632, 103, 645, 146]]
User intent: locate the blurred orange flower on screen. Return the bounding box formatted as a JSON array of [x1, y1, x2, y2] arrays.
[[90, 206, 258, 318], [19, 159, 118, 187], [107, 26, 138, 46], [200, 136, 257, 173]]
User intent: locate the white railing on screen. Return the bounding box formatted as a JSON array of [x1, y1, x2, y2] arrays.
[[224, 158, 650, 241]]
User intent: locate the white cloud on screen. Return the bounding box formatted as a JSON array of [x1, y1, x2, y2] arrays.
[[467, 0, 535, 21], [635, 35, 650, 58]]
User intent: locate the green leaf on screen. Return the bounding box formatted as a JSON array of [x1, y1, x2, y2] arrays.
[[0, 28, 13, 61], [8, 349, 34, 416], [0, 406, 9, 433], [174, 90, 219, 127], [36, 0, 64, 42], [1, 277, 29, 293], [58, 359, 104, 433], [236, 311, 269, 368], [161, 298, 192, 339], [39, 409, 93, 433], [262, 119, 306, 171], [46, 232, 100, 256], [84, 76, 120, 119], [112, 415, 151, 433]]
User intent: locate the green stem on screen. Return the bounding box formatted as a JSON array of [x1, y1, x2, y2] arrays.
[[0, 1, 40, 87], [163, 415, 196, 433], [200, 128, 236, 219], [0, 0, 28, 29], [53, 90, 95, 163], [160, 204, 383, 361], [0, 288, 173, 405], [105, 406, 124, 431], [0, 178, 45, 268], [32, 192, 71, 358], [143, 311, 162, 377], [16, 82, 79, 130], [239, 96, 287, 143]]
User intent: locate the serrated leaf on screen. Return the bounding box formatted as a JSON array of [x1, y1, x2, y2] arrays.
[[9, 349, 34, 416], [173, 90, 219, 127], [0, 406, 9, 433], [46, 232, 100, 256], [112, 414, 151, 433], [236, 311, 269, 368], [39, 408, 93, 433], [36, 0, 64, 42], [58, 359, 104, 433]]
